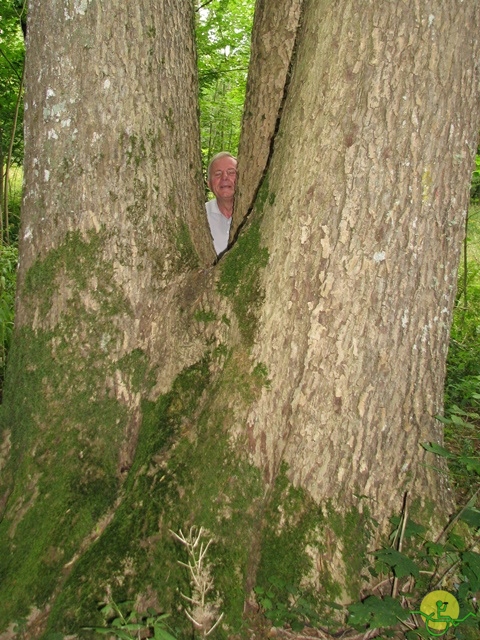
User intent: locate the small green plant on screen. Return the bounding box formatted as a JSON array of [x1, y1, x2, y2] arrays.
[[83, 600, 177, 640], [0, 243, 18, 399], [426, 385, 480, 500], [346, 502, 480, 638], [254, 575, 334, 631]]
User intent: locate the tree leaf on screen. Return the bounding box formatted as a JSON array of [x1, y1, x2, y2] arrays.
[[421, 442, 454, 458], [459, 507, 480, 528], [348, 595, 409, 629], [462, 457, 480, 475], [154, 627, 178, 640], [374, 549, 419, 578], [426, 541, 445, 556]]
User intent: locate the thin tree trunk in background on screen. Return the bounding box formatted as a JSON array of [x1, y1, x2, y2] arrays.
[[3, 59, 25, 244], [0, 129, 4, 243]]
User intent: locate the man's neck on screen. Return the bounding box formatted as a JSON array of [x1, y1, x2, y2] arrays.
[[217, 197, 233, 219]]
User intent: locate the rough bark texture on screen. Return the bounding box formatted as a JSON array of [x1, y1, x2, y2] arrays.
[[0, 0, 479, 638], [12, 0, 216, 464], [245, 0, 479, 514], [233, 0, 303, 234], [0, 0, 222, 635]]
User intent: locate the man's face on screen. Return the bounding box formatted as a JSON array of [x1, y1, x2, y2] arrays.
[[208, 156, 237, 201]]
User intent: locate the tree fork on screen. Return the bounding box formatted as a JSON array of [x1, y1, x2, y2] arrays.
[[0, 0, 479, 637]]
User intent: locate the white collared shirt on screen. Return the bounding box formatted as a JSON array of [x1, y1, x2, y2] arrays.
[[205, 198, 232, 255]]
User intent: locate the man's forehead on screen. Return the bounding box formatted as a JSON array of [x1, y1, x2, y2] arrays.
[[212, 157, 237, 171]]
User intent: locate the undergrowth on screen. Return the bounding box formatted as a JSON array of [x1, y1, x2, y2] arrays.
[[0, 243, 18, 400]]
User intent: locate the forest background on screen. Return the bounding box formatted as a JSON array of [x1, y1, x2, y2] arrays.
[[0, 0, 480, 637]]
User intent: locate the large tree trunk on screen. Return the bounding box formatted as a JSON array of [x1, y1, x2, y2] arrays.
[[0, 0, 479, 638], [244, 0, 480, 512], [0, 0, 216, 635]]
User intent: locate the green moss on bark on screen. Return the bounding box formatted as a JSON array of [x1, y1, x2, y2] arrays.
[[328, 502, 375, 601], [174, 220, 200, 271], [255, 466, 376, 625], [256, 464, 328, 599], [0, 327, 126, 629], [38, 353, 264, 638], [0, 227, 160, 632], [22, 229, 131, 320], [217, 175, 274, 346], [218, 218, 268, 346]]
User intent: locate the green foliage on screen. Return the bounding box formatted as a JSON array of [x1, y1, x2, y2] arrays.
[[348, 595, 410, 630], [0, 0, 25, 243], [254, 576, 334, 632], [445, 202, 480, 412], [346, 508, 480, 638], [195, 0, 254, 167], [470, 151, 480, 201], [0, 0, 25, 163], [423, 423, 480, 480], [83, 601, 177, 640], [373, 548, 420, 580], [443, 191, 480, 503], [440, 372, 480, 499], [344, 383, 480, 638], [0, 242, 17, 394]]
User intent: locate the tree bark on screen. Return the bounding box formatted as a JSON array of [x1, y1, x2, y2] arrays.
[[245, 0, 480, 514], [0, 0, 221, 635], [0, 0, 479, 637], [233, 0, 303, 232], [12, 0, 216, 467]]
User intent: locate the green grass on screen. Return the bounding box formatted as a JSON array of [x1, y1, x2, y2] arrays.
[[444, 199, 480, 501], [3, 164, 22, 244], [0, 243, 18, 398]]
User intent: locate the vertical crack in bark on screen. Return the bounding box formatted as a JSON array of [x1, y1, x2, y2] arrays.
[[232, 0, 306, 241]]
